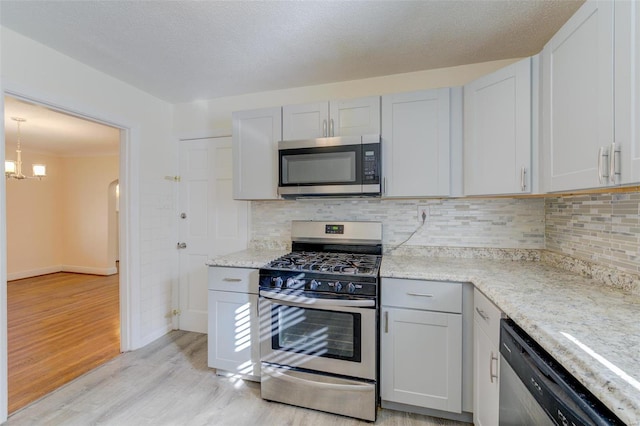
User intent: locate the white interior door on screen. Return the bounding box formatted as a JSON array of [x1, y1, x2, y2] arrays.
[[178, 137, 248, 332]]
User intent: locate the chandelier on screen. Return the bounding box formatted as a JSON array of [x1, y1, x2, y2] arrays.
[[5, 117, 46, 180]]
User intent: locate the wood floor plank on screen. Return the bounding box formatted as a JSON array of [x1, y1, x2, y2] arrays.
[[7, 331, 470, 426], [7, 272, 120, 413]]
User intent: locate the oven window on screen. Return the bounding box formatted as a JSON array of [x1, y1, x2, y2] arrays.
[[271, 305, 361, 362], [281, 151, 357, 184]]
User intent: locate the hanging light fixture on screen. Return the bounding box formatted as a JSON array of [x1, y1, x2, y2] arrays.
[[5, 117, 46, 180]]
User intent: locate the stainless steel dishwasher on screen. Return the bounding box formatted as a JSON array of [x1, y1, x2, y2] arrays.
[[499, 319, 624, 425]]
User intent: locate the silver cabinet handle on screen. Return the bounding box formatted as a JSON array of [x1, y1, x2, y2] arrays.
[[406, 292, 433, 298], [520, 167, 527, 192], [323, 119, 327, 137], [223, 278, 242, 282], [383, 177, 387, 195], [490, 351, 498, 383], [330, 118, 335, 137], [384, 311, 389, 333], [475, 307, 489, 321], [609, 142, 620, 184], [177, 242, 187, 249], [598, 146, 609, 184]]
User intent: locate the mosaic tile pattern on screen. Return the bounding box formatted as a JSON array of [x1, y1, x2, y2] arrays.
[[250, 197, 545, 250], [546, 192, 640, 277]]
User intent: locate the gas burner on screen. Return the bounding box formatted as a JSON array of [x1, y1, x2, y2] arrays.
[[264, 251, 381, 277]]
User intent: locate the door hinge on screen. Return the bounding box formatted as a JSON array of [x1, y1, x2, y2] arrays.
[[172, 309, 181, 316]]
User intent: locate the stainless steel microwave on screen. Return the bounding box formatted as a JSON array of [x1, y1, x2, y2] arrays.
[[277, 135, 381, 198]]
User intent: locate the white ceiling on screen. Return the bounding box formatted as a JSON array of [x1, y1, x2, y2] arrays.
[[4, 96, 120, 157], [1, 0, 584, 155]]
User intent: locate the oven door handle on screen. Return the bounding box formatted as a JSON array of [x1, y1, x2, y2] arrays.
[[263, 365, 372, 392], [260, 290, 375, 308]]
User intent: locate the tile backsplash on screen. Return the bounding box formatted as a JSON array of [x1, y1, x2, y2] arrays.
[[546, 192, 640, 276], [250, 197, 545, 251]]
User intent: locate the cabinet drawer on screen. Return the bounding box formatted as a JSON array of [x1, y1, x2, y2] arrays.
[[208, 267, 258, 293], [381, 278, 462, 313], [473, 288, 502, 346]]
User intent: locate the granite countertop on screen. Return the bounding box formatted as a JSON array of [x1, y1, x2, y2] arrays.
[[206, 249, 639, 424], [382, 255, 640, 425], [206, 249, 287, 269]]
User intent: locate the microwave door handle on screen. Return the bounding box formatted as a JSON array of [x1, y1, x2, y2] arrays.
[[260, 290, 375, 308]]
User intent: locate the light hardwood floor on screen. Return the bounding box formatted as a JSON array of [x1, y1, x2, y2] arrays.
[[7, 272, 120, 413], [7, 331, 471, 426]]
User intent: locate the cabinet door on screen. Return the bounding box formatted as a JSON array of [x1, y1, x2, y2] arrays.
[[382, 88, 453, 197], [616, 0, 640, 184], [542, 0, 614, 191], [330, 96, 381, 137], [208, 290, 260, 379], [473, 323, 500, 426], [380, 307, 462, 413], [282, 102, 329, 140], [232, 107, 281, 200], [464, 57, 532, 195]]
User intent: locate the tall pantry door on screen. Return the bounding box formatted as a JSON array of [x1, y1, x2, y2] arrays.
[[177, 137, 248, 332]]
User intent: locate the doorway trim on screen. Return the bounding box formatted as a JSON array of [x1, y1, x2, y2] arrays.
[[0, 85, 140, 421]]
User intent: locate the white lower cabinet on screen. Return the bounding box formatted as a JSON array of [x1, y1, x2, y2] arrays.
[[473, 289, 503, 426], [207, 267, 260, 381], [380, 279, 467, 418], [381, 307, 462, 412]]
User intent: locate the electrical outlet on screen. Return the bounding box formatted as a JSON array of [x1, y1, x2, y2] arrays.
[[417, 205, 429, 224]]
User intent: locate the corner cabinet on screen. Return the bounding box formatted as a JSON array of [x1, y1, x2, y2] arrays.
[[208, 267, 260, 381], [464, 56, 533, 195], [282, 96, 380, 140], [380, 278, 463, 415], [473, 289, 503, 426], [232, 107, 281, 200], [381, 88, 462, 197]]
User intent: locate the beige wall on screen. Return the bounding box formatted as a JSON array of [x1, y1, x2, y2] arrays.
[[5, 149, 63, 278], [60, 156, 119, 274], [173, 58, 520, 138], [6, 147, 119, 280]]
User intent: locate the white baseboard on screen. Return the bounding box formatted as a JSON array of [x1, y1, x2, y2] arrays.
[[62, 265, 118, 276], [7, 264, 118, 281], [7, 265, 63, 281]]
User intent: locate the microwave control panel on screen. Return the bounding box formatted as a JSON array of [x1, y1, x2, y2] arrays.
[[362, 143, 380, 183]]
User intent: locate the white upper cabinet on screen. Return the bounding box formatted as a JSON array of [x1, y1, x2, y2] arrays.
[[615, 0, 640, 185], [542, 0, 615, 191], [382, 88, 461, 197], [232, 107, 282, 200], [464, 57, 533, 196], [282, 96, 380, 140]]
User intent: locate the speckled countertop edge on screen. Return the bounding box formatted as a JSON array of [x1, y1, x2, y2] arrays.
[[381, 255, 640, 425], [205, 249, 288, 269]]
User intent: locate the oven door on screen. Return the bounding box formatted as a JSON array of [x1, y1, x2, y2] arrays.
[[259, 290, 376, 380]]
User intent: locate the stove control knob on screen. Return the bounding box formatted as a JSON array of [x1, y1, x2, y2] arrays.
[[310, 280, 320, 291], [334, 281, 342, 292], [273, 277, 283, 288], [286, 277, 296, 288], [347, 282, 356, 294]]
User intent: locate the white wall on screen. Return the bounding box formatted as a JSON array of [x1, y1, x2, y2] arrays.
[[173, 58, 519, 138], [0, 26, 177, 417]]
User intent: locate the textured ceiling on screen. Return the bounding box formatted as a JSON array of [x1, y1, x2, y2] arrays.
[[0, 0, 585, 104]]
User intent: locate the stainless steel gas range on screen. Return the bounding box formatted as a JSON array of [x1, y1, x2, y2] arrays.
[[259, 220, 382, 422]]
